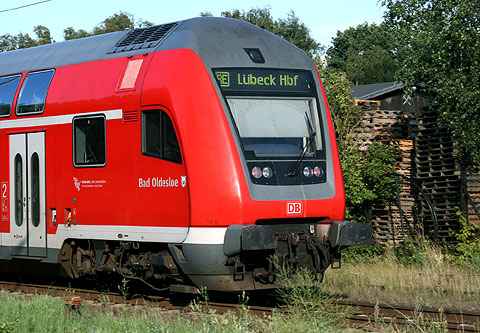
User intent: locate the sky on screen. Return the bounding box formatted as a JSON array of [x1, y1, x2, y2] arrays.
[[0, 0, 386, 49]]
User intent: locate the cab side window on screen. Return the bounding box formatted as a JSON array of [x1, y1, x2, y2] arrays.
[[73, 115, 106, 167], [0, 74, 21, 117], [142, 110, 182, 164], [17, 70, 54, 115]]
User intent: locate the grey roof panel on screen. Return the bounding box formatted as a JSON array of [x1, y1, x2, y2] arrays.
[[0, 30, 129, 76], [157, 17, 313, 69], [0, 17, 312, 76], [351, 81, 403, 100]]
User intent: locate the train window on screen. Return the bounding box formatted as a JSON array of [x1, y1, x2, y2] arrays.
[[16, 69, 54, 115], [142, 110, 182, 164], [227, 97, 322, 159], [0, 74, 21, 117], [14, 153, 23, 227], [31, 153, 40, 227], [73, 116, 106, 167]]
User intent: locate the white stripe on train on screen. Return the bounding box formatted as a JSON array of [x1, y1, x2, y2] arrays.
[[42, 225, 228, 249], [0, 109, 122, 129]]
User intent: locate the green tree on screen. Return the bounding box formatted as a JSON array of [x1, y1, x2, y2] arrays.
[[326, 23, 397, 84], [275, 11, 322, 58], [93, 12, 135, 35], [317, 67, 362, 152], [383, 0, 480, 166], [16, 33, 37, 49], [316, 61, 399, 221], [33, 25, 54, 45], [137, 20, 154, 28], [64, 27, 91, 41], [64, 12, 154, 41], [0, 26, 53, 52], [220, 8, 276, 31], [346, 46, 397, 85], [0, 34, 17, 51], [203, 7, 323, 57]]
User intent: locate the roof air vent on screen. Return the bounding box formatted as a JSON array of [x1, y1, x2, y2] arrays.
[[109, 22, 179, 54]]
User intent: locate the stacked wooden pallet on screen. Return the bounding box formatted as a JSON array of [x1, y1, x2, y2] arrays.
[[466, 173, 480, 224], [415, 108, 460, 241], [351, 100, 477, 244], [351, 102, 417, 245]]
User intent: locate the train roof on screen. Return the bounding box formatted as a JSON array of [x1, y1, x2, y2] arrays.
[[0, 17, 313, 76]]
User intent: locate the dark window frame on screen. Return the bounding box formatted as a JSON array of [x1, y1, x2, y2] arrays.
[[0, 74, 22, 118], [16, 69, 55, 116], [141, 109, 182, 164], [72, 114, 107, 168]]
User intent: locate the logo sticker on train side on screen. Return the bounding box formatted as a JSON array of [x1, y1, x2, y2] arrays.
[[73, 177, 107, 191], [286, 201, 303, 216]]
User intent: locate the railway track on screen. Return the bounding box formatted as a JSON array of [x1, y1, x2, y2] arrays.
[[0, 278, 478, 332], [338, 300, 480, 332]]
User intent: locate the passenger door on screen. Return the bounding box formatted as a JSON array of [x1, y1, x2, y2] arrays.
[[9, 132, 46, 257], [136, 109, 189, 241]]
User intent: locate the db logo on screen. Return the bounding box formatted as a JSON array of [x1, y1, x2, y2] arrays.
[[286, 201, 303, 215]]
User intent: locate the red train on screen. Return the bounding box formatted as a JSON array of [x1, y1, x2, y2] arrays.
[[0, 17, 373, 291]]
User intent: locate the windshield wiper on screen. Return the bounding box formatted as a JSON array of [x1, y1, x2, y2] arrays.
[[285, 112, 316, 177]]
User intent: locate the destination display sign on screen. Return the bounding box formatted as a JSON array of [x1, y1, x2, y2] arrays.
[[213, 68, 315, 94]]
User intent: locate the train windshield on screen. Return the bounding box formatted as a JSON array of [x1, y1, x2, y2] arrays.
[[227, 97, 322, 159]]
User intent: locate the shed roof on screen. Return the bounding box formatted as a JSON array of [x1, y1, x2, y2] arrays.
[[351, 81, 403, 100]]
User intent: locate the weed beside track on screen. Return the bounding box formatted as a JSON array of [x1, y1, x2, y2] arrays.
[[1, 267, 479, 332], [322, 246, 480, 312]]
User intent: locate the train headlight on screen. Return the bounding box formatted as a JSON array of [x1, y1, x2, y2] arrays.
[[303, 166, 313, 177], [251, 166, 262, 179], [313, 166, 324, 178], [262, 167, 273, 178]]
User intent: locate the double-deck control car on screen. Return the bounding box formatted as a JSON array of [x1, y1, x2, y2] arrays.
[[0, 17, 373, 290]]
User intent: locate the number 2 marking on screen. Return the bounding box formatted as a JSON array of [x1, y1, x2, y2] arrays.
[[1, 183, 6, 198]]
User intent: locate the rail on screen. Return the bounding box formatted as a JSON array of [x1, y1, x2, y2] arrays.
[[0, 278, 478, 332]]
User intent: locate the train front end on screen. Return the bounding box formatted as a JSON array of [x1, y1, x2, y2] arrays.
[[160, 17, 374, 291]]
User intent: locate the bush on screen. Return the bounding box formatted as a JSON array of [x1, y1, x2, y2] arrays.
[[448, 210, 480, 269], [342, 142, 399, 222], [318, 65, 400, 223], [342, 245, 386, 264], [394, 237, 434, 266]]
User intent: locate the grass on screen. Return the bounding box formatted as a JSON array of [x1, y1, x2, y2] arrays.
[[1, 240, 478, 332], [0, 264, 464, 333], [322, 243, 480, 311], [0, 288, 350, 333], [0, 291, 184, 333]]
